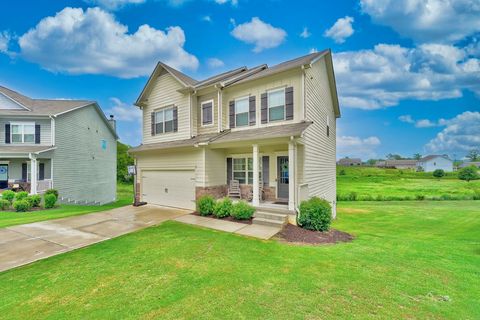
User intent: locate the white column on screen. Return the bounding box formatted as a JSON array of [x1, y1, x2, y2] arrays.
[[30, 156, 37, 195], [288, 141, 296, 211], [252, 144, 260, 206]]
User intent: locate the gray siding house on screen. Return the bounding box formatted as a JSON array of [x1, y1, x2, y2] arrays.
[[0, 86, 118, 205]]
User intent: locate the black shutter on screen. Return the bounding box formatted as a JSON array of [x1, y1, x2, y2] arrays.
[[35, 124, 41, 144], [39, 163, 45, 180], [5, 124, 10, 144], [229, 100, 235, 128], [262, 156, 269, 187], [226, 157, 232, 185], [151, 112, 155, 135], [261, 93, 268, 124], [173, 106, 178, 132], [22, 163, 27, 181], [202, 102, 212, 125], [285, 86, 294, 120], [249, 96, 256, 126]]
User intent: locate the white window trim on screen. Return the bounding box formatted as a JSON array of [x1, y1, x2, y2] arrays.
[[267, 87, 286, 123], [200, 99, 214, 127], [154, 106, 175, 135], [231, 156, 262, 185], [10, 122, 36, 144], [234, 95, 250, 127]]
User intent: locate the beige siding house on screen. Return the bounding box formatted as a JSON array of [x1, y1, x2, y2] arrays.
[[130, 51, 340, 217]]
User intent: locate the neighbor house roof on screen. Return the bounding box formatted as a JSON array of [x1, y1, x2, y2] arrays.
[[385, 160, 417, 166], [419, 155, 451, 162], [337, 158, 362, 165]]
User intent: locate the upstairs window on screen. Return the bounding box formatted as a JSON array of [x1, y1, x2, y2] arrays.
[[268, 88, 285, 122], [201, 100, 213, 126], [155, 107, 174, 134], [235, 97, 249, 127], [11, 122, 35, 143]]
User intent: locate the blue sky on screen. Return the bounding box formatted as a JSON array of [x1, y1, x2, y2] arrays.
[[0, 0, 479, 160]]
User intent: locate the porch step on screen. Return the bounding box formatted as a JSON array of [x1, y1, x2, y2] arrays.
[[253, 206, 295, 215], [253, 211, 288, 227], [252, 217, 286, 228], [254, 211, 288, 221]]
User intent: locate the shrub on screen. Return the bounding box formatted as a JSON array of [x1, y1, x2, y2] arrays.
[[231, 201, 255, 220], [44, 193, 57, 209], [473, 192, 480, 200], [298, 197, 332, 232], [13, 200, 31, 212], [433, 169, 445, 179], [15, 191, 29, 201], [376, 194, 385, 201], [415, 194, 426, 200], [28, 195, 42, 207], [0, 199, 10, 210], [213, 197, 233, 218], [348, 192, 358, 201], [2, 190, 15, 203], [196, 195, 215, 216], [45, 189, 59, 200], [458, 166, 480, 182], [339, 169, 346, 176]]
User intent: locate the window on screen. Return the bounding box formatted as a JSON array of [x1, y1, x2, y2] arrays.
[[232, 157, 262, 185], [201, 100, 213, 126], [235, 97, 249, 127], [155, 107, 174, 134], [11, 122, 35, 143], [268, 88, 285, 121]]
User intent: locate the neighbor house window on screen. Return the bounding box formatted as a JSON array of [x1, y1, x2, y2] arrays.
[[268, 88, 285, 121], [232, 157, 262, 185], [235, 97, 249, 127], [201, 100, 213, 126], [155, 107, 174, 134], [11, 122, 35, 143]]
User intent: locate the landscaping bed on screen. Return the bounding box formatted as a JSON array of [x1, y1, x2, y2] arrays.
[[191, 211, 253, 224], [276, 223, 354, 245]]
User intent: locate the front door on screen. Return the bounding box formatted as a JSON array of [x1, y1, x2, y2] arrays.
[[0, 164, 8, 189], [277, 156, 289, 199]]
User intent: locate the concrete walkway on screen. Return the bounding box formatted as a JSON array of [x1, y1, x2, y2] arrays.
[[0, 205, 188, 272], [174, 215, 281, 240]]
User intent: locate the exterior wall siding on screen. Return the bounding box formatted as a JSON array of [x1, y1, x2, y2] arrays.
[[52, 105, 117, 204], [0, 117, 52, 145], [420, 157, 453, 172], [204, 148, 226, 186]]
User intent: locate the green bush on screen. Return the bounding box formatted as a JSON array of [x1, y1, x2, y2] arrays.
[[231, 201, 255, 220], [2, 190, 15, 203], [15, 191, 29, 201], [415, 194, 426, 200], [458, 166, 480, 182], [13, 200, 31, 212], [339, 169, 346, 176], [213, 197, 233, 218], [197, 195, 215, 216], [0, 199, 10, 210], [298, 197, 332, 232], [28, 195, 42, 207], [44, 193, 57, 209], [45, 189, 59, 200], [433, 169, 445, 179]]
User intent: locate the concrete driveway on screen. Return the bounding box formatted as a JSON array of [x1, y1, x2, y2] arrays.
[[0, 205, 188, 272]]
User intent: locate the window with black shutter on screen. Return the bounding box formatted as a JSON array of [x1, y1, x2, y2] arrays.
[[201, 101, 213, 126], [154, 106, 176, 134]]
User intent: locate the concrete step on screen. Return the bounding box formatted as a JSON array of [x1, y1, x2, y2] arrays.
[[252, 217, 286, 228], [255, 211, 288, 221], [254, 206, 294, 215]]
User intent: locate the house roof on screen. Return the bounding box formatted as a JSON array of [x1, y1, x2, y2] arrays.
[[129, 122, 312, 153], [385, 160, 417, 166], [0, 145, 56, 156], [337, 158, 362, 164], [419, 155, 451, 162]]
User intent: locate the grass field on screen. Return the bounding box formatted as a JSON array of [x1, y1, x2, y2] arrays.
[[0, 200, 478, 319], [0, 183, 133, 228], [337, 166, 480, 200]]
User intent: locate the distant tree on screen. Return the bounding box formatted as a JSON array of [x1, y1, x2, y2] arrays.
[[366, 159, 377, 166], [458, 166, 480, 182], [413, 153, 422, 160], [117, 141, 134, 183], [386, 153, 403, 160], [433, 169, 445, 179], [466, 149, 480, 162]]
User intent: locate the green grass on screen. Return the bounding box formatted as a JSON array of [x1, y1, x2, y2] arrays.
[[1, 201, 478, 319], [337, 166, 480, 200], [0, 183, 133, 228]]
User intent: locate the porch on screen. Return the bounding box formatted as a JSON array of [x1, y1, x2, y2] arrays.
[[0, 157, 53, 194]]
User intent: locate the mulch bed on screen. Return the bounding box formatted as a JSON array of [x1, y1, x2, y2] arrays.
[[190, 212, 253, 225], [275, 223, 354, 245]]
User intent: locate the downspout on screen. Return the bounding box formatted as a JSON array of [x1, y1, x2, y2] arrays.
[[217, 88, 222, 132]]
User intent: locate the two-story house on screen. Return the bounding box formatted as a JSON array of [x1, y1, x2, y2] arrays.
[[0, 86, 118, 205], [130, 50, 340, 217]]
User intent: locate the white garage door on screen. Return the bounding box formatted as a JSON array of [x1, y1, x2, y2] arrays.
[[141, 170, 196, 210]]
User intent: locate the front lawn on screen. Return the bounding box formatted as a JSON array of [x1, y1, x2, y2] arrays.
[[0, 183, 133, 228], [1, 201, 478, 319]]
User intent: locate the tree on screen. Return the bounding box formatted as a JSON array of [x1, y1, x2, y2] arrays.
[[366, 159, 377, 166], [386, 153, 403, 160], [413, 153, 422, 160], [433, 169, 445, 179], [458, 166, 480, 182], [466, 149, 479, 162], [117, 141, 134, 183]]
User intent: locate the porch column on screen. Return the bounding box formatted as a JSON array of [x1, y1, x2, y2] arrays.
[[288, 141, 296, 211], [252, 144, 260, 206], [30, 155, 37, 195]]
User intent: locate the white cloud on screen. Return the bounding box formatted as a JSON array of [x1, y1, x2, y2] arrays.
[[398, 115, 414, 124], [0, 31, 10, 53], [334, 43, 480, 109], [207, 58, 224, 68], [300, 27, 311, 38], [106, 97, 141, 122], [202, 15, 212, 22], [231, 17, 286, 53], [309, 48, 318, 54], [399, 115, 438, 127], [324, 16, 354, 44], [425, 111, 480, 154], [17, 7, 198, 78], [337, 135, 381, 159], [360, 0, 480, 43], [214, 0, 238, 5], [85, 0, 146, 10]]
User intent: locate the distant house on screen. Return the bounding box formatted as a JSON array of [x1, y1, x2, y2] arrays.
[[377, 159, 417, 169], [458, 162, 480, 169], [417, 155, 453, 172], [337, 158, 362, 166]]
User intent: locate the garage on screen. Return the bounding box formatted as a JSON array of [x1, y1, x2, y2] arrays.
[[141, 170, 196, 210]]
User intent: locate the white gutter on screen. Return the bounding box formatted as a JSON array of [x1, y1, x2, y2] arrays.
[[49, 115, 56, 146]]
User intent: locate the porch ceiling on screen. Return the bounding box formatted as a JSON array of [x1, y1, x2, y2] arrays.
[[0, 146, 55, 158]]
